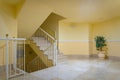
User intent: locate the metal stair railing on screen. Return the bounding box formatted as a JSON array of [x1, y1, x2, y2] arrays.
[[0, 35, 26, 80]]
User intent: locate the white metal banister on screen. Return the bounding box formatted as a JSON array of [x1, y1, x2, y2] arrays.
[[32, 26, 58, 66], [39, 27, 55, 41], [0, 37, 26, 80], [39, 27, 57, 65], [0, 38, 26, 40], [5, 35, 9, 80], [54, 40, 58, 65]]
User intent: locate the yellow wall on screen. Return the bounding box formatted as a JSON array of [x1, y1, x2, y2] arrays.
[[92, 18, 120, 57], [40, 13, 64, 39], [89, 25, 93, 55], [16, 0, 25, 17], [17, 0, 53, 38], [59, 22, 90, 55], [59, 42, 89, 55], [0, 2, 17, 65], [59, 22, 90, 41], [0, 1, 17, 38]]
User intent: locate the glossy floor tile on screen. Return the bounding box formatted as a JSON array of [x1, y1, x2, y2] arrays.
[[31, 58, 120, 80], [1, 58, 120, 80]]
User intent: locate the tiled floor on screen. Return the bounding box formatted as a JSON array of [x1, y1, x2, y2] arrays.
[[9, 74, 43, 80], [31, 58, 120, 80], [2, 58, 120, 80]]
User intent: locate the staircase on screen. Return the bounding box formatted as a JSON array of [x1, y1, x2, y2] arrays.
[[32, 36, 67, 63], [32, 37, 54, 60], [34, 36, 68, 62], [26, 27, 67, 72]]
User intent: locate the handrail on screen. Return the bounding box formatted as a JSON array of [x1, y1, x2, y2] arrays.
[[39, 27, 55, 41], [39, 27, 57, 65], [39, 27, 57, 52], [0, 38, 26, 40], [0, 37, 26, 79]]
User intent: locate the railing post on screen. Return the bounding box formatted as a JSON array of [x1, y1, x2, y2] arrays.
[[23, 40, 26, 74], [13, 38, 17, 77], [53, 40, 57, 65], [0, 36, 26, 79], [6, 34, 9, 80], [55, 40, 58, 65]]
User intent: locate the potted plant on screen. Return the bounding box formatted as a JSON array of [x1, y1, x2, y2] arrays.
[[95, 36, 107, 59]]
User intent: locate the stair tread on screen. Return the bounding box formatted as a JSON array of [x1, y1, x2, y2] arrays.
[[32, 36, 66, 63]]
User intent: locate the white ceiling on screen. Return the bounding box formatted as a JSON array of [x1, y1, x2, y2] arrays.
[[40, 0, 120, 23]]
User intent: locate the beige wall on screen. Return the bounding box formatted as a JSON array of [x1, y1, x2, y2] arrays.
[[59, 22, 90, 55], [92, 18, 120, 57], [0, 45, 6, 65], [16, 0, 25, 17], [0, 0, 16, 18], [89, 25, 93, 55], [0, 1, 17, 38], [59, 18, 120, 57], [59, 42, 89, 55], [40, 13, 64, 39], [59, 22, 90, 41], [0, 13, 17, 38], [17, 0, 53, 38], [0, 1, 17, 65], [1, 0, 120, 58]]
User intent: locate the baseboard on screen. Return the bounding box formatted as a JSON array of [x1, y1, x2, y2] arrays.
[[65, 55, 91, 59], [108, 56, 120, 61], [90, 54, 98, 58], [65, 54, 120, 61], [91, 54, 120, 61]]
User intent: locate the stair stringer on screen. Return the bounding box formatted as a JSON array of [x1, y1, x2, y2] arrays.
[[26, 40, 53, 67]]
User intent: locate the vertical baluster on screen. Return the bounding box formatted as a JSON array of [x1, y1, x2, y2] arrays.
[[11, 40, 13, 76], [13, 40, 17, 77], [53, 40, 57, 65], [21, 41, 23, 70], [34, 60, 37, 70], [37, 59, 39, 70], [35, 60, 36, 71], [50, 46, 52, 59], [55, 40, 58, 65], [34, 62, 35, 71], [45, 35, 46, 50], [9, 40, 11, 77], [52, 45, 54, 60], [17, 40, 19, 74], [6, 34, 9, 80], [3, 47, 5, 67], [38, 59, 41, 70], [39, 30, 40, 48], [53, 42, 55, 65], [38, 59, 39, 70], [41, 29, 42, 37], [23, 40, 25, 74], [12, 40, 15, 77]]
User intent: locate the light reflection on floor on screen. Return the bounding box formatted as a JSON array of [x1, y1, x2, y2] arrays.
[[2, 58, 120, 80], [31, 58, 120, 80]]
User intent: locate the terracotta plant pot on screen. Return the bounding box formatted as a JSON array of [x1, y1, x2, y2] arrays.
[[98, 51, 106, 59]]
